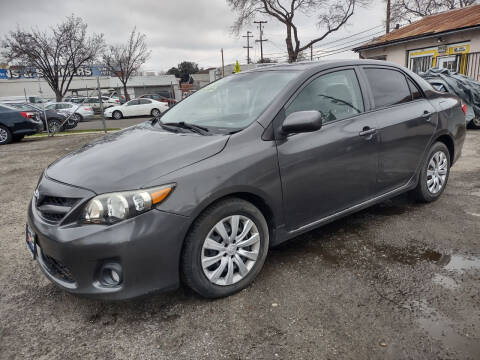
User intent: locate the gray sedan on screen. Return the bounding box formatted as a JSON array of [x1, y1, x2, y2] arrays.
[[26, 60, 466, 299]]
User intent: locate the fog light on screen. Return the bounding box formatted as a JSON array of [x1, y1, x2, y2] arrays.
[[99, 263, 122, 287]]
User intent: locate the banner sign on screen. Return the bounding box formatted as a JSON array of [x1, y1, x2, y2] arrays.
[[0, 65, 110, 80]]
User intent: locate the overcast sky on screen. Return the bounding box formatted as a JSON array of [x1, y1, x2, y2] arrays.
[[0, 0, 386, 71]]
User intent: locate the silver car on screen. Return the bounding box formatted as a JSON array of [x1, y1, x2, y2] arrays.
[[45, 102, 95, 122]]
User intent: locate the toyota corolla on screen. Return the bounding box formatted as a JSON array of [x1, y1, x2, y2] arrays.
[[26, 60, 466, 299]]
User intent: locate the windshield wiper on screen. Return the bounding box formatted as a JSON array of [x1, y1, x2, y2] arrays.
[[162, 121, 210, 135]]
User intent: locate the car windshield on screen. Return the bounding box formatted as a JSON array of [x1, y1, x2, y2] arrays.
[[159, 71, 298, 131]]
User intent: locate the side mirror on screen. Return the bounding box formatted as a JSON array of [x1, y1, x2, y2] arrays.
[[281, 110, 323, 135]]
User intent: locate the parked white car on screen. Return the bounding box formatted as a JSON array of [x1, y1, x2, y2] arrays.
[[104, 98, 169, 119], [45, 102, 95, 122]]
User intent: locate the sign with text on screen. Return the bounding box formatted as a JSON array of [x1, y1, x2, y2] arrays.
[[0, 65, 110, 80]]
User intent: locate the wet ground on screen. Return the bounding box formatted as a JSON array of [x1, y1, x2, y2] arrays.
[[0, 131, 479, 359]]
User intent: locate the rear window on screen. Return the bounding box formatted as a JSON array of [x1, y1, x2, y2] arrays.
[[364, 68, 411, 109]]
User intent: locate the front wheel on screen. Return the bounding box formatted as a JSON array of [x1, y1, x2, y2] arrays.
[[181, 198, 269, 298], [412, 142, 450, 202], [112, 110, 123, 120]]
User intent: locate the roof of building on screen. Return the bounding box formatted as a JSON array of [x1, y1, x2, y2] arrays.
[[354, 4, 480, 51]]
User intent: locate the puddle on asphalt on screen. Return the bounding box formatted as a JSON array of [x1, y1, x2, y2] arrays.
[[413, 301, 480, 357]]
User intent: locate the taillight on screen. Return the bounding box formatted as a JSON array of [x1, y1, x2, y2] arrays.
[[461, 103, 467, 115], [20, 111, 34, 119], [115, 99, 119, 103], [83, 107, 92, 111]]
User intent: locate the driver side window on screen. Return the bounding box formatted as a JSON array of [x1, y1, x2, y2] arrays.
[[286, 69, 364, 123]]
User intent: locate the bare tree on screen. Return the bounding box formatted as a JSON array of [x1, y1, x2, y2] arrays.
[[228, 0, 367, 62], [103, 28, 151, 101], [2, 16, 104, 101], [390, 0, 476, 24]]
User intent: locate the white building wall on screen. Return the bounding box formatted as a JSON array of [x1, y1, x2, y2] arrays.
[[359, 28, 480, 66]]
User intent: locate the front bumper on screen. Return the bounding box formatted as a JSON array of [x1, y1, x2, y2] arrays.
[[27, 198, 190, 300]]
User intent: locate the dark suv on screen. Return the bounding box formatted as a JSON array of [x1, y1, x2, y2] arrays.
[[26, 60, 465, 299]]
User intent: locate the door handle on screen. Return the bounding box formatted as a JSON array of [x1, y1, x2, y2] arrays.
[[359, 127, 377, 137], [422, 110, 432, 120]]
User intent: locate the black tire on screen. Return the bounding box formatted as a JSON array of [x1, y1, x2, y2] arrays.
[[12, 135, 24, 142], [181, 198, 269, 298], [412, 142, 450, 203], [47, 119, 62, 134], [151, 108, 161, 117], [113, 110, 123, 120], [73, 113, 83, 122], [0, 125, 13, 145], [468, 117, 480, 129]]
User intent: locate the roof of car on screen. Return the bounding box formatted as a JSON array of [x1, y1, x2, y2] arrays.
[[247, 59, 403, 73]]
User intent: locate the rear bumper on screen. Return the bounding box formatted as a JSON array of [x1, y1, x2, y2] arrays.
[[27, 201, 190, 300]]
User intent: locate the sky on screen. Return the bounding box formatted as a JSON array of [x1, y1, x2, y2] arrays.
[[0, 0, 386, 71]]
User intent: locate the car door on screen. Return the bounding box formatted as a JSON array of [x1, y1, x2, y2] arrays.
[[361, 67, 437, 194], [123, 100, 140, 116], [275, 68, 379, 231], [138, 99, 152, 115]]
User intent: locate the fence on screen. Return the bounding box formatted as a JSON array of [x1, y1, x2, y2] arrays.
[[465, 52, 480, 82]]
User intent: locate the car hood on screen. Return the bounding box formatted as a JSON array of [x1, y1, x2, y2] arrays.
[[46, 122, 229, 193]]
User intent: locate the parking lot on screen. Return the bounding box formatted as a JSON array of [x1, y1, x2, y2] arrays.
[[0, 130, 479, 359]]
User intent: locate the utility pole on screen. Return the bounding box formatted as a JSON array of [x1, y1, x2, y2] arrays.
[[221, 48, 225, 78], [254, 21, 268, 63], [96, 76, 107, 133], [386, 0, 391, 34], [243, 31, 253, 64]]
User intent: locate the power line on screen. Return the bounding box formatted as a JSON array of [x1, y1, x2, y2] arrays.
[[254, 21, 268, 62], [242, 31, 253, 64], [262, 25, 384, 57]]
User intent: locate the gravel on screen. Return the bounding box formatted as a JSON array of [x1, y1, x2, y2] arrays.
[[0, 131, 479, 360]]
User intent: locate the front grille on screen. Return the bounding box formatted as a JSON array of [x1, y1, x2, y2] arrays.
[[39, 196, 79, 208], [36, 195, 80, 224], [40, 252, 75, 283]]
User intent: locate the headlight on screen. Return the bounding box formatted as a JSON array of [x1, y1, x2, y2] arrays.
[[82, 184, 174, 224]]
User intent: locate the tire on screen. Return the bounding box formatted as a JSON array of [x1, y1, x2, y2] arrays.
[[113, 110, 123, 120], [468, 117, 480, 129], [181, 198, 269, 298], [412, 142, 450, 203], [73, 113, 83, 122], [47, 119, 62, 134], [0, 125, 13, 145], [151, 108, 161, 117]]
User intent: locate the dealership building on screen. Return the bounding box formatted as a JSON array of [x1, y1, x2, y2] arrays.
[[354, 4, 480, 81], [0, 65, 181, 101]]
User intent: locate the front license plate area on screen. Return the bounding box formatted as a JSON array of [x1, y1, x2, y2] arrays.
[[26, 224, 37, 259]]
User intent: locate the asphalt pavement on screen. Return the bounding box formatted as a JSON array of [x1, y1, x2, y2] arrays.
[[0, 130, 479, 359]]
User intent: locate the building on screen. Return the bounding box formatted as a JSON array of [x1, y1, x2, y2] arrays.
[[0, 64, 181, 100], [353, 4, 480, 81]]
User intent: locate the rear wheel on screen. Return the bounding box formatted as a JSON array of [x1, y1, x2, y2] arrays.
[[47, 119, 62, 134], [113, 110, 123, 120], [0, 125, 12, 145], [151, 108, 161, 117], [412, 142, 450, 202], [73, 113, 83, 122], [469, 117, 480, 129], [181, 198, 269, 298]]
